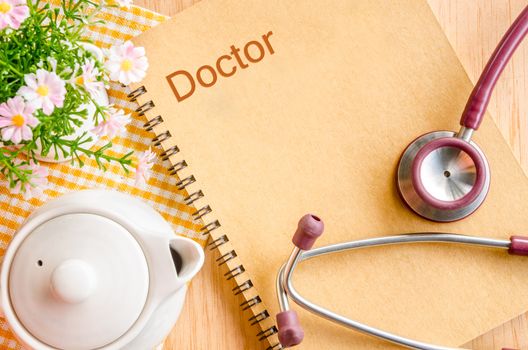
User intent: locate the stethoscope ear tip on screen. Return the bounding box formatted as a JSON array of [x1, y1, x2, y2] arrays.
[[277, 310, 304, 348], [292, 214, 324, 250]]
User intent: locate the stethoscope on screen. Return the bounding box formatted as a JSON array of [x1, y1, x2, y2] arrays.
[[275, 5, 528, 350]]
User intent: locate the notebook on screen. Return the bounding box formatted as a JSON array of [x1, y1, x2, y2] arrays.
[[130, 0, 528, 349]]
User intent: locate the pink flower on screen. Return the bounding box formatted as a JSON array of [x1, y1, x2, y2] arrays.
[[105, 41, 148, 85], [18, 69, 66, 115], [92, 107, 131, 139], [12, 161, 49, 199], [0, 96, 38, 144], [135, 148, 156, 186], [74, 59, 105, 97], [0, 0, 29, 30]]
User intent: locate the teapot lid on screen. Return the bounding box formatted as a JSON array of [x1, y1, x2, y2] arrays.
[[8, 213, 149, 349]]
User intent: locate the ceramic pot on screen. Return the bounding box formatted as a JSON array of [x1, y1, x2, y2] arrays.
[[0, 190, 204, 350]]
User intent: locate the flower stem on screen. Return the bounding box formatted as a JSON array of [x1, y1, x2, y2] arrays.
[[0, 151, 29, 184], [86, 93, 108, 123], [55, 138, 133, 168], [0, 59, 24, 78]]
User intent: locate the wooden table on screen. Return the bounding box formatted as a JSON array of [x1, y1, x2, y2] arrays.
[[135, 1, 528, 349]]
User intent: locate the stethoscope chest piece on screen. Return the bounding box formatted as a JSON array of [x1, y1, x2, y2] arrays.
[[396, 0, 528, 222], [397, 130, 490, 222]]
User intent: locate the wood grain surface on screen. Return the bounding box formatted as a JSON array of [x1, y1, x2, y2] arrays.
[[134, 1, 528, 349]]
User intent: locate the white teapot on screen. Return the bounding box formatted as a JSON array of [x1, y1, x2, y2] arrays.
[[0, 190, 204, 350]]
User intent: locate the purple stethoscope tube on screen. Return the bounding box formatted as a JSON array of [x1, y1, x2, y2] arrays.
[[276, 5, 528, 350], [460, 4, 528, 131]]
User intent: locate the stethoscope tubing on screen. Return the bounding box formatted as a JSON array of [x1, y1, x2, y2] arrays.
[[460, 5, 528, 130], [277, 233, 511, 350]]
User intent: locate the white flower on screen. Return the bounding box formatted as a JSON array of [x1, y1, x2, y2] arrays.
[[0, 0, 29, 30], [135, 148, 156, 186], [92, 107, 131, 138], [18, 69, 66, 115], [105, 41, 148, 85], [0, 96, 38, 144], [60, 39, 74, 50], [115, 0, 133, 8], [12, 161, 49, 199], [74, 59, 105, 97], [37, 57, 57, 72]]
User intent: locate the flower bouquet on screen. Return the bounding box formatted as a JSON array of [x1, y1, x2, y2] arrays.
[[0, 0, 155, 199]]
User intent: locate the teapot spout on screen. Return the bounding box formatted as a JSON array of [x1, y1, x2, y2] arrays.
[[169, 237, 204, 288]]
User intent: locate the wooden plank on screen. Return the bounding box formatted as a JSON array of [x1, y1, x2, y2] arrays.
[[429, 1, 528, 349]]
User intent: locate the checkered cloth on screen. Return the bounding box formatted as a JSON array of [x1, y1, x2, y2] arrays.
[[0, 3, 205, 349]]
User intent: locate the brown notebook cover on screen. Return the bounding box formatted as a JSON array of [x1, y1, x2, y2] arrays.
[[130, 1, 528, 348]]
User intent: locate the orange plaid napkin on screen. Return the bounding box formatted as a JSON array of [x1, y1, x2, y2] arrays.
[[0, 3, 205, 348]]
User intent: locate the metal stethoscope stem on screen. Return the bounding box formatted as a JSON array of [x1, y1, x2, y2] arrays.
[[276, 232, 511, 350]]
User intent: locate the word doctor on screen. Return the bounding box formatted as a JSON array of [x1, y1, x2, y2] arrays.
[[166, 31, 275, 102]]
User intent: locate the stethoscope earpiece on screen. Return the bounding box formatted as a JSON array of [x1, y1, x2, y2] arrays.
[[276, 215, 528, 349], [277, 214, 323, 348], [276, 310, 304, 347], [292, 214, 324, 250]]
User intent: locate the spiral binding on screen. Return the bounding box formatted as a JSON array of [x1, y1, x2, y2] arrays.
[[129, 85, 280, 349], [225, 264, 245, 280], [217, 250, 237, 265]]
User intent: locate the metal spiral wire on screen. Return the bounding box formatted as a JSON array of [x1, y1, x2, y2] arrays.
[[130, 84, 280, 348]]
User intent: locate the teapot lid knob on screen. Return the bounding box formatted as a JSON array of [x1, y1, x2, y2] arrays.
[[51, 259, 97, 304]]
